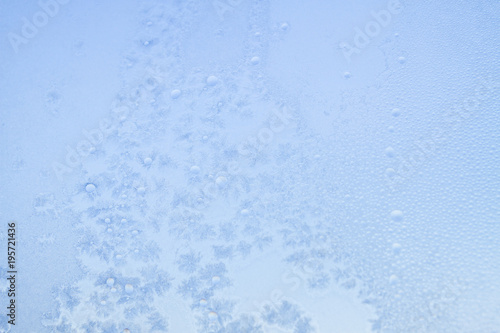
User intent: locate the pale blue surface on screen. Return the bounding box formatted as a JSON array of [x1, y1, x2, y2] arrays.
[[0, 0, 499, 332]]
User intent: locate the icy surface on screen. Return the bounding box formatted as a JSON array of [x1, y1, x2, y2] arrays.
[[0, 0, 499, 332]]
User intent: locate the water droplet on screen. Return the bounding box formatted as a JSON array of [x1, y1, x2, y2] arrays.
[[85, 183, 96, 192], [125, 284, 134, 293], [386, 168, 396, 177], [215, 176, 227, 186], [206, 76, 218, 86], [143, 157, 152, 165], [121, 219, 127, 224], [388, 126, 395, 132], [250, 56, 260, 65], [398, 56, 406, 64], [190, 165, 201, 173], [343, 71, 352, 79], [212, 276, 221, 284], [391, 210, 404, 222], [389, 274, 399, 284], [104, 218, 111, 223], [200, 299, 208, 307], [392, 243, 402, 254], [280, 22, 289, 31], [116, 254, 123, 260], [385, 147, 395, 157], [123, 329, 131, 333], [392, 108, 401, 117], [132, 230, 138, 235], [111, 287, 117, 293], [170, 89, 181, 99], [240, 209, 250, 216], [106, 278, 115, 287], [208, 311, 218, 321], [137, 186, 146, 194], [107, 228, 113, 233]]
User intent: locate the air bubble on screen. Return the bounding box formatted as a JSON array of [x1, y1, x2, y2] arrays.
[[106, 278, 115, 287], [389, 275, 399, 285], [107, 228, 113, 233], [212, 276, 221, 284], [388, 126, 395, 132], [280, 22, 289, 31], [170, 89, 181, 99], [123, 329, 131, 333], [125, 284, 134, 293], [343, 71, 352, 79], [143, 157, 152, 165], [104, 218, 111, 223], [206, 76, 218, 86], [240, 209, 250, 216], [391, 210, 404, 222], [190, 165, 201, 173], [85, 183, 96, 192], [392, 108, 401, 117], [121, 219, 127, 224], [200, 299, 208, 307], [398, 56, 406, 64]]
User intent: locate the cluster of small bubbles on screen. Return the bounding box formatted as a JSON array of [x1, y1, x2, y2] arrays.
[[143, 157, 152, 165], [125, 284, 134, 294], [390, 210, 404, 222], [106, 278, 115, 287], [85, 183, 96, 193], [208, 311, 218, 321], [250, 56, 260, 65], [206, 76, 218, 86], [170, 89, 181, 99], [392, 108, 401, 117], [385, 147, 395, 158]]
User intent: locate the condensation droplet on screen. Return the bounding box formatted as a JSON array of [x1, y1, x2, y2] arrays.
[[250, 56, 260, 65], [391, 210, 404, 222], [170, 89, 181, 99], [208, 311, 218, 321], [385, 147, 395, 158], [125, 284, 134, 293], [85, 183, 96, 192], [206, 76, 218, 86]]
